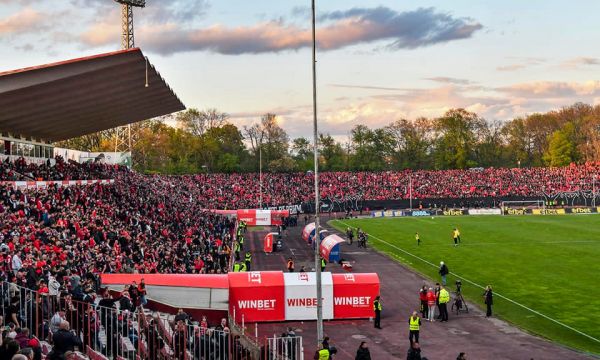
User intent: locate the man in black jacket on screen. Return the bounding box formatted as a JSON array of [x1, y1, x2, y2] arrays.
[[50, 321, 82, 360]]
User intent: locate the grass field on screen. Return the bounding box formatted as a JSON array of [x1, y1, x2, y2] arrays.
[[330, 215, 600, 355]]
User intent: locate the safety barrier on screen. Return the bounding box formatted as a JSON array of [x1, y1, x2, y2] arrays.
[[1, 282, 303, 360]]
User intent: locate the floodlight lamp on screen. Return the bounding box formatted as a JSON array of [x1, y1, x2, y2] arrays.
[[114, 0, 146, 7]]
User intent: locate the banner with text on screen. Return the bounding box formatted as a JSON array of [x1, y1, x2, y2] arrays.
[[283, 272, 334, 321], [228, 271, 285, 323], [332, 273, 380, 319]]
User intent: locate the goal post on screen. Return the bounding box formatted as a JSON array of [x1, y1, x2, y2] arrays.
[[500, 200, 545, 216]]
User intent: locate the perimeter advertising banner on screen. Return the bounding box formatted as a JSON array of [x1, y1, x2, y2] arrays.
[[228, 271, 285, 323], [283, 272, 334, 320], [332, 273, 380, 319], [532, 208, 566, 215], [236, 209, 289, 226]]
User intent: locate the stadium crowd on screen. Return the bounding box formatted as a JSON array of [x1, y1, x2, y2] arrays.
[[0, 160, 240, 359], [1, 156, 118, 181], [3, 157, 600, 209], [189, 162, 600, 208], [0, 156, 594, 359]]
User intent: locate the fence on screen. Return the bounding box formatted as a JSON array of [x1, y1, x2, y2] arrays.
[[0, 282, 302, 360]]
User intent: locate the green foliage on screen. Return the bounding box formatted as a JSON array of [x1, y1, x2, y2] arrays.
[[544, 123, 577, 166], [56, 103, 600, 174]]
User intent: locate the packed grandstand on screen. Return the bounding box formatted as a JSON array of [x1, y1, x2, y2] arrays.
[[0, 154, 597, 360]]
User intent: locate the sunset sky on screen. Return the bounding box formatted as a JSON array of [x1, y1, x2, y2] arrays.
[[2, 0, 600, 139]]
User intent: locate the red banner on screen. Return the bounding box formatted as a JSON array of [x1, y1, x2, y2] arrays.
[[332, 273, 380, 319], [236, 209, 289, 226], [263, 233, 274, 253], [270, 210, 290, 225], [228, 271, 285, 322]]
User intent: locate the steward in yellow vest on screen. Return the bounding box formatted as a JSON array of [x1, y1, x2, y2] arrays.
[[438, 287, 450, 322], [408, 311, 421, 345]]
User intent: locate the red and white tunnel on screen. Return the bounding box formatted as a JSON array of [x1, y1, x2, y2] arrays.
[[101, 271, 379, 323]]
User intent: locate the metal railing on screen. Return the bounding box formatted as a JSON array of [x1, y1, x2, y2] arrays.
[[0, 282, 302, 360]]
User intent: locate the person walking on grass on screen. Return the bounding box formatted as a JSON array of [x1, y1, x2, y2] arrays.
[[415, 232, 421, 246], [453, 228, 461, 246], [483, 285, 493, 317]]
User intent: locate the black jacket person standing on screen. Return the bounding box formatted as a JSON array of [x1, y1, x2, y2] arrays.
[[373, 296, 382, 329], [483, 285, 493, 317]]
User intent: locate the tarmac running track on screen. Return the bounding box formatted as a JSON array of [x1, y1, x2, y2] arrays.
[[246, 215, 596, 360]]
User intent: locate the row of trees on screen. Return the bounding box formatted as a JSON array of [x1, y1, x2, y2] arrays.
[[57, 102, 600, 174]]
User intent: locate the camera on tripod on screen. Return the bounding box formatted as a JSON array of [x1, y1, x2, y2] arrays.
[[451, 280, 469, 315]]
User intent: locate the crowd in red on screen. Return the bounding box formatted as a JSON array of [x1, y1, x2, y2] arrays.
[[189, 163, 600, 208], [1, 156, 117, 181], [0, 157, 596, 358]]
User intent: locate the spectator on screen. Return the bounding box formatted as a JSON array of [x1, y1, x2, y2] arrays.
[[355, 341, 371, 360], [49, 321, 82, 360]]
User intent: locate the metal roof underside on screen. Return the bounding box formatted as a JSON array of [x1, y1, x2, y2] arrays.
[[0, 48, 185, 142]]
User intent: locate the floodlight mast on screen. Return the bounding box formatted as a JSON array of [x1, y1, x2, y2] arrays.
[[113, 0, 146, 157], [114, 0, 146, 50]]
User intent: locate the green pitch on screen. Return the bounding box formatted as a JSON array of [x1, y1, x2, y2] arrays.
[[330, 215, 600, 355]]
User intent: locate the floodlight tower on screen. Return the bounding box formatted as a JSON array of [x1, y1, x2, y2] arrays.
[[115, 0, 146, 49], [113, 0, 146, 156]]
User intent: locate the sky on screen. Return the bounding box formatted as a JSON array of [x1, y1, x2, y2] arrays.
[[2, 0, 600, 140]]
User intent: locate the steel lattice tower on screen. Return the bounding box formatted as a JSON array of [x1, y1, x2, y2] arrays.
[[114, 0, 146, 154]]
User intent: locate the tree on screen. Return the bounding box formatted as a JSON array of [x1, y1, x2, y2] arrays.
[[291, 137, 313, 171], [544, 126, 576, 166], [386, 118, 433, 169], [244, 113, 289, 172], [501, 118, 534, 167], [349, 125, 393, 170], [176, 108, 229, 136], [199, 124, 247, 172], [433, 109, 484, 169], [319, 134, 346, 171]]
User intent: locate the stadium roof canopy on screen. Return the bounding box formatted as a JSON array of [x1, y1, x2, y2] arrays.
[[0, 48, 185, 142]]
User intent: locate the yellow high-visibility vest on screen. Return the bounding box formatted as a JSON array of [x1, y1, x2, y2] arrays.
[[438, 289, 450, 304], [318, 349, 330, 360], [409, 316, 420, 331], [374, 300, 382, 311]]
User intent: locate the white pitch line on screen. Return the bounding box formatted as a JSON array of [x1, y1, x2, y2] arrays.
[[333, 220, 600, 345], [434, 240, 599, 247]]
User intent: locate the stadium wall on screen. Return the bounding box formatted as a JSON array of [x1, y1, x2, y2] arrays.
[[284, 192, 598, 214]]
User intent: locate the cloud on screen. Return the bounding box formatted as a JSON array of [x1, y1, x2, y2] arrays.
[[496, 57, 545, 72], [76, 6, 482, 55], [560, 57, 600, 69], [328, 84, 405, 91], [496, 64, 527, 72], [498, 81, 600, 98], [0, 7, 43, 35], [424, 76, 472, 85]]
